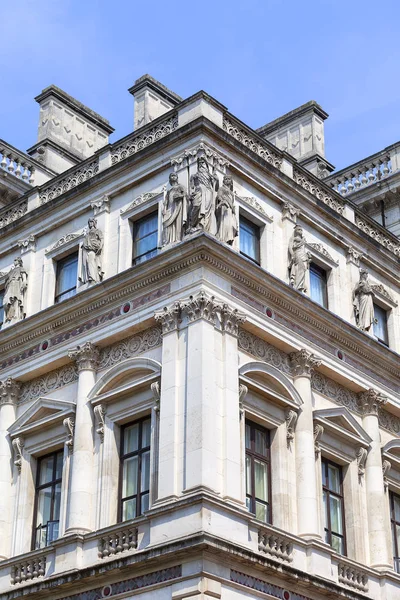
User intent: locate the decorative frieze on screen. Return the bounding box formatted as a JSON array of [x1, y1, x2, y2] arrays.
[[314, 424, 324, 457], [238, 329, 292, 374], [285, 409, 298, 444], [223, 115, 283, 169], [98, 327, 162, 371], [39, 159, 99, 204], [356, 446, 368, 478], [358, 388, 388, 416], [19, 364, 78, 404], [0, 199, 27, 230], [293, 168, 346, 215], [290, 349, 322, 378], [355, 215, 400, 257], [63, 417, 75, 454], [0, 378, 20, 405], [372, 283, 397, 306], [98, 527, 138, 559], [12, 437, 24, 473], [68, 342, 100, 372], [94, 404, 106, 442]]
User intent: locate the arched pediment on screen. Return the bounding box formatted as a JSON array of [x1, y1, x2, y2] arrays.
[[88, 357, 162, 401], [239, 361, 303, 408], [382, 439, 400, 470]]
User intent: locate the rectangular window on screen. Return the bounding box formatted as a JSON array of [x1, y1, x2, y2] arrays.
[[245, 420, 271, 523], [322, 458, 346, 555], [309, 263, 328, 308], [390, 491, 400, 573], [374, 303, 389, 346], [55, 253, 78, 303], [0, 289, 4, 329], [33, 450, 63, 549], [120, 417, 151, 521], [132, 212, 158, 266], [239, 216, 260, 264]]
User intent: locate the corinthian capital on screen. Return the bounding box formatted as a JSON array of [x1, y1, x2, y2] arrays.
[[154, 301, 181, 334], [0, 378, 20, 406], [220, 304, 247, 336], [68, 341, 100, 372], [181, 291, 219, 325], [290, 349, 322, 378], [358, 388, 388, 416]]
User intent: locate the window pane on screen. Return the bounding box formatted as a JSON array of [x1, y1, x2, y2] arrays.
[[330, 495, 343, 535], [310, 264, 328, 308], [124, 424, 139, 455], [394, 495, 400, 522], [39, 456, 54, 486], [246, 456, 252, 495], [56, 254, 78, 301], [47, 521, 59, 544], [142, 419, 151, 448], [323, 490, 328, 529], [122, 498, 136, 521], [255, 501, 268, 523], [254, 459, 268, 502], [328, 464, 341, 494], [240, 218, 259, 262], [141, 451, 150, 492], [245, 423, 251, 449], [122, 456, 138, 498], [141, 493, 149, 514], [254, 428, 268, 457], [374, 304, 388, 344], [55, 452, 63, 480], [133, 213, 158, 264], [36, 488, 52, 526], [0, 291, 4, 327], [53, 483, 62, 521], [331, 533, 344, 554]]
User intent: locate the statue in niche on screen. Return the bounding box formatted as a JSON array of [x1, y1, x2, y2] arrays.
[[288, 225, 311, 292], [353, 269, 375, 331], [162, 172, 187, 245], [187, 156, 219, 235], [215, 175, 238, 245], [79, 218, 104, 284], [4, 257, 27, 324]]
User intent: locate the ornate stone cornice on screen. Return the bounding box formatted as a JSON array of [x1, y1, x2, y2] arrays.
[[358, 388, 388, 416], [63, 417, 75, 454], [290, 349, 322, 378], [0, 377, 20, 405], [219, 304, 246, 336], [154, 302, 181, 334], [68, 341, 100, 372]]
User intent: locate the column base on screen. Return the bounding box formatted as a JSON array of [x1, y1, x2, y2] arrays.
[[64, 526, 92, 536]]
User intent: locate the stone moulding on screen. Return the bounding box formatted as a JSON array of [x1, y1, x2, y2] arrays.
[[236, 194, 273, 221], [293, 168, 346, 215], [307, 242, 338, 267], [223, 115, 283, 170], [98, 527, 138, 559], [39, 159, 99, 204], [120, 191, 160, 216], [45, 232, 81, 255], [355, 215, 400, 257], [0, 199, 28, 230], [258, 528, 293, 562]]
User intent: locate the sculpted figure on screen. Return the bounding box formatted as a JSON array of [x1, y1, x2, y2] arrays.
[[288, 225, 311, 292], [4, 257, 27, 324], [162, 173, 187, 245], [79, 218, 104, 284], [215, 175, 238, 245], [353, 269, 374, 331], [188, 157, 219, 235]]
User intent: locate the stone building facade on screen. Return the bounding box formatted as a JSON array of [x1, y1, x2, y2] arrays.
[[0, 75, 399, 600]]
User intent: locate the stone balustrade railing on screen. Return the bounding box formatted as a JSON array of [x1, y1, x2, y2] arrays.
[[10, 554, 46, 585], [0, 143, 35, 185], [258, 527, 293, 563], [337, 561, 369, 593], [98, 526, 138, 559]]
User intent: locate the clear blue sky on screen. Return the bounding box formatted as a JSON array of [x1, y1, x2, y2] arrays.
[[1, 0, 400, 171]]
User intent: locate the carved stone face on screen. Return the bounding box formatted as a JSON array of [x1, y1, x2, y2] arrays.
[[14, 257, 23, 267], [223, 175, 232, 188], [169, 173, 178, 185], [88, 218, 97, 229]]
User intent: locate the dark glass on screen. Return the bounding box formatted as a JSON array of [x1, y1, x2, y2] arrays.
[[322, 458, 346, 555], [310, 263, 328, 308], [0, 290, 4, 328], [390, 491, 400, 573], [374, 303, 389, 346], [132, 213, 158, 265], [239, 217, 260, 264], [33, 450, 63, 549], [55, 253, 78, 303], [120, 417, 151, 521], [245, 421, 271, 524]]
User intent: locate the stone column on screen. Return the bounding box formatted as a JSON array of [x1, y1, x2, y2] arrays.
[[291, 349, 322, 539], [65, 342, 99, 535], [0, 378, 19, 559], [360, 389, 392, 569]]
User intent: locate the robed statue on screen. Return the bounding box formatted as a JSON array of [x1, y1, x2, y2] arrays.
[[162, 173, 187, 245], [353, 269, 374, 331], [288, 225, 311, 292], [79, 218, 104, 284], [4, 257, 27, 324], [188, 157, 219, 235], [215, 175, 238, 245]]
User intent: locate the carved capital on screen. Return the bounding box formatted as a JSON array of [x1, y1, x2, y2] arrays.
[[285, 409, 298, 444], [91, 194, 110, 216], [0, 378, 20, 405], [358, 389, 388, 416], [181, 291, 219, 325], [290, 349, 322, 378], [94, 404, 106, 443], [239, 383, 248, 419], [63, 417, 75, 454], [151, 381, 161, 413], [314, 424, 324, 457], [346, 246, 364, 266], [220, 304, 247, 336], [17, 234, 36, 254], [68, 342, 100, 372], [356, 446, 368, 478], [154, 301, 181, 334], [12, 437, 24, 473], [382, 459, 391, 492], [282, 201, 300, 223]]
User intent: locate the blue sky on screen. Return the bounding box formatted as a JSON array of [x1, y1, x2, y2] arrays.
[[1, 0, 400, 171]]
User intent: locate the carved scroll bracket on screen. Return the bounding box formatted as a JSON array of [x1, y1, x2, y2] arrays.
[[63, 417, 75, 454], [285, 409, 298, 446], [94, 404, 106, 443], [12, 437, 24, 473], [314, 424, 324, 457]]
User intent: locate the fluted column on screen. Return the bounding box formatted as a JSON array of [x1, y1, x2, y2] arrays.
[[65, 342, 99, 535], [360, 389, 392, 569], [291, 349, 322, 539], [0, 378, 19, 559]]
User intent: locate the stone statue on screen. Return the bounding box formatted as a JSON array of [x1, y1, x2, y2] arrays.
[[288, 225, 311, 292], [215, 175, 238, 246], [188, 157, 219, 235], [162, 173, 187, 245], [79, 218, 104, 284], [4, 257, 27, 324], [353, 269, 374, 331]]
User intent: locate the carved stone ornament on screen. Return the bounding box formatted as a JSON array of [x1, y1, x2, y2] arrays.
[[0, 377, 20, 405], [371, 283, 397, 306], [307, 243, 338, 265], [382, 459, 391, 492], [68, 341, 100, 372], [181, 291, 220, 325], [171, 142, 230, 172], [4, 257, 27, 324], [314, 424, 324, 457], [356, 447, 368, 479], [288, 225, 311, 292], [290, 349, 322, 378], [353, 269, 375, 332], [63, 417, 75, 454], [220, 303, 246, 336], [239, 383, 248, 419], [151, 381, 160, 414], [121, 191, 160, 216], [47, 233, 80, 254], [162, 173, 187, 246], [17, 234, 36, 254], [282, 201, 300, 223], [154, 302, 181, 334], [91, 194, 110, 216], [285, 409, 298, 444], [12, 437, 24, 473], [346, 246, 364, 266], [358, 388, 388, 416], [94, 404, 106, 443], [79, 218, 104, 284], [237, 195, 273, 221]]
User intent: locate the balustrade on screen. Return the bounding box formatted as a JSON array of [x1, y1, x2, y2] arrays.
[[98, 527, 138, 559], [10, 555, 46, 585], [258, 528, 293, 562], [0, 145, 35, 185], [337, 561, 369, 593]]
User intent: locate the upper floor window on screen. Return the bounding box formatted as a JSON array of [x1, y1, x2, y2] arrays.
[[374, 303, 389, 346], [239, 216, 260, 264], [33, 450, 63, 549], [0, 289, 4, 329], [310, 263, 328, 308], [55, 253, 78, 303], [132, 212, 158, 266], [245, 420, 271, 523], [120, 417, 151, 521], [390, 491, 400, 573], [322, 458, 346, 555]]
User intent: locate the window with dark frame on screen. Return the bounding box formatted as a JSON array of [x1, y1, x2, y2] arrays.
[[374, 303, 389, 346], [33, 450, 63, 550], [245, 420, 271, 524], [0, 289, 4, 329], [239, 216, 260, 264], [322, 458, 346, 555], [132, 212, 158, 266], [309, 262, 328, 308], [120, 417, 151, 521], [55, 253, 78, 303], [390, 491, 400, 573]]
